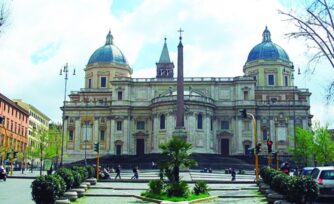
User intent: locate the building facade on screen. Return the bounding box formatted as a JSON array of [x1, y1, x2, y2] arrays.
[[63, 27, 312, 163], [0, 93, 29, 155], [13, 99, 50, 148]]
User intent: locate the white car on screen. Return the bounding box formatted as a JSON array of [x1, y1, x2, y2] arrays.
[[311, 166, 334, 198]]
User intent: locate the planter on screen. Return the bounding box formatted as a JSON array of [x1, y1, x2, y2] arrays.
[[267, 193, 286, 204], [55, 198, 71, 204], [86, 178, 97, 185], [274, 200, 292, 204], [259, 183, 270, 194], [264, 189, 275, 196], [71, 188, 85, 197], [79, 183, 88, 191], [64, 191, 78, 201], [83, 182, 91, 188]]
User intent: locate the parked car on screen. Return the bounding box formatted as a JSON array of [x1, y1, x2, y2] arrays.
[[300, 167, 315, 176], [311, 166, 334, 198]]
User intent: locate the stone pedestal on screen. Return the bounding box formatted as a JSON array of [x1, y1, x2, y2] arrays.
[[79, 184, 88, 191], [64, 191, 78, 201], [86, 178, 97, 185], [71, 188, 85, 197], [172, 127, 187, 140], [55, 198, 70, 204]]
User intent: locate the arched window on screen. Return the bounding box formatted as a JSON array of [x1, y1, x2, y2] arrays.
[[160, 114, 165, 129], [197, 114, 203, 129]]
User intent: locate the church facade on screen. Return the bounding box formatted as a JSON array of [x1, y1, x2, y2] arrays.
[[63, 27, 312, 163]]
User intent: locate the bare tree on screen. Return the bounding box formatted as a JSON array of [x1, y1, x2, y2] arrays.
[[0, 0, 10, 33], [279, 0, 334, 102]]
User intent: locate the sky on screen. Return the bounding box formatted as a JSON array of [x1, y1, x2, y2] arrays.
[[0, 0, 333, 127]]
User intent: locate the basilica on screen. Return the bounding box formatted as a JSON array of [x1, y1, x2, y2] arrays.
[[63, 27, 312, 163]]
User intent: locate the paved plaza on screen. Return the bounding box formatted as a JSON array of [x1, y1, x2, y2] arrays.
[[1, 169, 265, 204]]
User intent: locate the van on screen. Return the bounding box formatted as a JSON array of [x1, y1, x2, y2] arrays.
[[311, 166, 334, 198]]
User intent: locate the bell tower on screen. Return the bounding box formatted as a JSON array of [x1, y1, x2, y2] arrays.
[[156, 37, 174, 78]]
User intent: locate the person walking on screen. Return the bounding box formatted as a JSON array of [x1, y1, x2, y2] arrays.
[[114, 165, 121, 179], [131, 166, 139, 179], [231, 168, 236, 181]]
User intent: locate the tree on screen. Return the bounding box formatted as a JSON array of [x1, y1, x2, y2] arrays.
[[0, 0, 10, 33], [290, 127, 314, 166], [313, 123, 334, 165], [279, 0, 334, 101], [159, 136, 196, 183], [32, 125, 62, 175]]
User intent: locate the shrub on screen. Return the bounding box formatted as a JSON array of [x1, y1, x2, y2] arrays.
[[86, 166, 95, 178], [193, 181, 209, 195], [286, 176, 318, 203], [72, 166, 89, 180], [148, 180, 165, 195], [166, 181, 189, 197], [56, 167, 74, 190], [71, 169, 83, 187], [269, 171, 284, 187], [53, 174, 66, 197], [270, 173, 288, 194], [260, 166, 271, 184], [31, 175, 60, 204]]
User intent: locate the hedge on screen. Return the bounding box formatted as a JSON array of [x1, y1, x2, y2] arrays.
[[260, 166, 318, 203]]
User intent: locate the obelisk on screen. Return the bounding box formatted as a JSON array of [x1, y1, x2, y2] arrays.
[[173, 28, 187, 139]]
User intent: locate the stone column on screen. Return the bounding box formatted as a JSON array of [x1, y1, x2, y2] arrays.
[[74, 119, 81, 150], [123, 118, 129, 154], [109, 119, 115, 155]]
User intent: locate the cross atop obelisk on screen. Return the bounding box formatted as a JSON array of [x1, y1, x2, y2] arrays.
[[178, 28, 184, 40]]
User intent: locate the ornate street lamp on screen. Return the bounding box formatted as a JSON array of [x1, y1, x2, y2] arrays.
[[59, 63, 75, 167]]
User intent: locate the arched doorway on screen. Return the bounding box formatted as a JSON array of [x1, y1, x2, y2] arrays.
[[217, 130, 233, 155]]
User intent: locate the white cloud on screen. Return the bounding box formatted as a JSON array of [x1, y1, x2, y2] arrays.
[[0, 0, 333, 128]]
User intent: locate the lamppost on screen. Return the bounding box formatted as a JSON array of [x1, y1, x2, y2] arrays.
[[59, 63, 75, 167], [292, 66, 301, 150], [84, 121, 89, 166]]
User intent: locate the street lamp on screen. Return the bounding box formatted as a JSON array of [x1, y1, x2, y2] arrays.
[[59, 63, 75, 167]]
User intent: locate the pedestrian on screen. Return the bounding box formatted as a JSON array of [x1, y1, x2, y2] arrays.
[[114, 165, 121, 179], [21, 162, 25, 174], [152, 161, 155, 169], [131, 166, 139, 179], [47, 165, 53, 175], [281, 162, 290, 175], [231, 168, 236, 181]]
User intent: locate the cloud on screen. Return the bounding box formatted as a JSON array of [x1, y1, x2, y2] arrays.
[[0, 0, 333, 128]]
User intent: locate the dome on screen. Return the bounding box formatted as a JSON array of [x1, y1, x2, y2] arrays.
[[88, 31, 128, 65], [246, 27, 290, 63]]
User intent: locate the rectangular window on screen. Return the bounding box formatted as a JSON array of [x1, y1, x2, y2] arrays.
[[100, 130, 105, 141], [284, 76, 289, 86], [210, 117, 213, 131], [136, 121, 145, 130], [221, 120, 229, 129], [69, 130, 74, 141], [88, 79, 92, 88], [263, 129, 268, 141], [118, 91, 122, 100], [100, 76, 107, 88], [116, 121, 122, 131], [244, 91, 249, 100], [268, 74, 275, 86]]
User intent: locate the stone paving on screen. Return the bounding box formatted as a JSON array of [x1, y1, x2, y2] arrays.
[[2, 169, 334, 203]]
